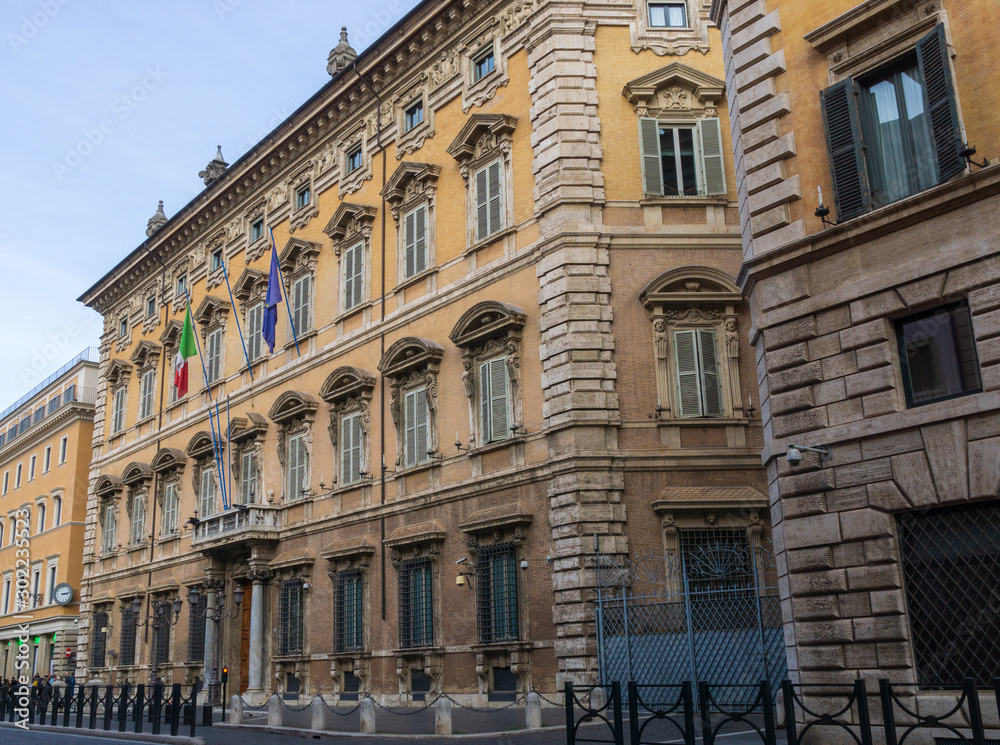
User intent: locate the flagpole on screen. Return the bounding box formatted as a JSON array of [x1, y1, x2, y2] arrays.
[[221, 262, 254, 381], [226, 396, 233, 509], [270, 227, 301, 357]]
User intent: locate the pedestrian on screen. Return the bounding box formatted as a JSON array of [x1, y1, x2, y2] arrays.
[[65, 670, 76, 703]]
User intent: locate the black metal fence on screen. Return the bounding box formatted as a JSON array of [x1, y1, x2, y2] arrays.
[[566, 678, 1000, 745], [0, 681, 205, 737]]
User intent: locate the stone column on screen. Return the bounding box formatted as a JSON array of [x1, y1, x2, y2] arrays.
[[246, 568, 270, 703], [202, 577, 223, 704]]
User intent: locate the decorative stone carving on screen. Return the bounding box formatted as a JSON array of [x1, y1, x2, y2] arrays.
[[622, 62, 725, 119], [146, 200, 167, 237], [378, 338, 444, 467], [320, 367, 376, 486], [199, 146, 229, 187], [629, 0, 711, 57], [429, 48, 460, 87], [382, 163, 441, 223], [327, 26, 357, 77]]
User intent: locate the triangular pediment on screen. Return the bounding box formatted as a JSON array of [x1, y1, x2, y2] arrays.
[[232, 268, 266, 303], [623, 62, 725, 115], [381, 162, 441, 205], [323, 202, 377, 242], [446, 114, 517, 163]]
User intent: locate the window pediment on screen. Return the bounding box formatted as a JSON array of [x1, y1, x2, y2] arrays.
[[159, 320, 183, 348], [641, 266, 741, 309], [320, 366, 376, 405], [232, 268, 267, 306], [447, 114, 518, 168], [623, 62, 725, 119], [129, 341, 161, 370], [227, 412, 268, 443], [95, 474, 124, 499], [193, 295, 230, 328], [324, 202, 377, 247], [151, 447, 187, 473], [105, 358, 133, 387], [278, 237, 322, 276], [450, 301, 526, 349], [378, 337, 444, 379], [121, 462, 153, 486], [381, 162, 441, 221], [268, 390, 320, 424], [185, 431, 219, 460]]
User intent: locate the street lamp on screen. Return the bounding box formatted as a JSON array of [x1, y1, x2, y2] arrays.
[[188, 584, 243, 704], [132, 596, 183, 684]]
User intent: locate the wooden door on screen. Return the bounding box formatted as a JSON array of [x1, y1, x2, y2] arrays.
[[239, 582, 252, 693]]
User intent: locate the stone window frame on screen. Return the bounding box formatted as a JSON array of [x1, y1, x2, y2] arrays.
[[449, 301, 526, 451], [151, 447, 187, 540], [170, 261, 190, 315], [268, 391, 319, 503], [105, 358, 133, 438], [158, 321, 184, 406], [121, 461, 153, 549], [232, 268, 269, 367], [94, 474, 124, 555], [287, 162, 320, 234], [337, 125, 373, 196], [629, 0, 711, 57], [385, 521, 446, 699], [641, 266, 746, 423], [322, 536, 376, 699], [382, 162, 441, 290], [378, 337, 444, 471], [204, 231, 228, 292], [267, 554, 313, 694], [460, 28, 509, 113], [278, 237, 322, 343], [186, 431, 222, 518], [458, 503, 534, 696], [244, 199, 270, 263], [141, 281, 162, 334], [114, 304, 132, 353], [396, 84, 435, 159], [129, 341, 161, 424], [193, 295, 230, 390], [319, 367, 376, 490], [226, 413, 267, 505], [324, 202, 377, 319], [446, 114, 518, 254], [33, 494, 47, 535]]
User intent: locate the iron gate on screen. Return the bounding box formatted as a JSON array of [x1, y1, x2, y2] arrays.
[[595, 534, 787, 705]]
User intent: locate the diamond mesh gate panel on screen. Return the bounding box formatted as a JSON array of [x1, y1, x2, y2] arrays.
[[897, 500, 1000, 686]]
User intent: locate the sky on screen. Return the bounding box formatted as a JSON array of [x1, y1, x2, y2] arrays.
[[0, 0, 414, 412]]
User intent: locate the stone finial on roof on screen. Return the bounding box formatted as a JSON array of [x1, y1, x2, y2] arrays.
[[146, 200, 167, 237], [327, 26, 357, 77], [199, 146, 229, 187]]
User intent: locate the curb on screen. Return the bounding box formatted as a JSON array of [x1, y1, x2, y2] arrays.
[[0, 721, 206, 745], [214, 722, 566, 739]]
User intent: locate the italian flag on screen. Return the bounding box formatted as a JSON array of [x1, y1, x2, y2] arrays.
[[173, 305, 198, 397]]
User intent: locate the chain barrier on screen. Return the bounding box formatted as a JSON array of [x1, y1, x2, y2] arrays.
[[530, 689, 564, 708], [367, 693, 443, 716], [279, 699, 315, 712], [320, 698, 365, 716], [440, 691, 527, 713]]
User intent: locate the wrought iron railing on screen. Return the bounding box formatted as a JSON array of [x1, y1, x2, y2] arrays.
[[191, 504, 280, 542]]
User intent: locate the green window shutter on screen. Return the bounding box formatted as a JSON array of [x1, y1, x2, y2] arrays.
[[697, 118, 727, 195], [674, 329, 702, 417], [821, 79, 870, 221], [476, 167, 489, 241], [405, 391, 417, 467], [639, 118, 664, 196], [352, 247, 364, 307], [698, 329, 724, 416], [479, 360, 491, 442], [488, 160, 503, 236], [489, 358, 510, 442], [414, 205, 427, 274], [341, 415, 354, 483], [916, 24, 964, 183], [415, 388, 429, 463], [343, 246, 355, 309], [404, 210, 416, 278]]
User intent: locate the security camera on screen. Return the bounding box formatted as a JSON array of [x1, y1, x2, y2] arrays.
[[785, 447, 803, 466], [455, 557, 466, 565]]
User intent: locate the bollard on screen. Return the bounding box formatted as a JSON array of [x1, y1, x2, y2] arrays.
[[525, 692, 542, 729], [359, 697, 376, 734], [310, 696, 324, 730], [435, 697, 453, 735], [229, 695, 243, 725], [590, 686, 607, 712], [267, 694, 283, 727]]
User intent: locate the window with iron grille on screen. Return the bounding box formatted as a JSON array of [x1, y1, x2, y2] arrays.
[[119, 605, 137, 666], [678, 528, 756, 595], [91, 609, 109, 667], [476, 543, 519, 644], [278, 580, 304, 656], [187, 593, 207, 662], [898, 500, 1000, 686], [399, 558, 433, 648], [153, 602, 171, 666], [334, 570, 363, 653]]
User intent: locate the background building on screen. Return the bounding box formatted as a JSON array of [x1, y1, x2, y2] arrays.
[[711, 0, 1000, 722], [76, 0, 772, 702], [0, 347, 98, 680]]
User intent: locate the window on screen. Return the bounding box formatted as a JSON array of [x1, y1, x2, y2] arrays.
[[53, 496, 61, 527], [187, 592, 207, 662], [334, 570, 363, 653], [37, 504, 46, 533], [639, 118, 726, 197], [820, 25, 963, 220], [200, 468, 216, 517], [139, 369, 156, 420], [28, 455, 36, 481], [33, 408, 44, 425], [399, 558, 433, 648], [162, 482, 178, 535], [295, 184, 311, 210], [15, 464, 22, 489], [474, 160, 504, 242], [146, 296, 156, 318], [119, 605, 137, 666], [175, 274, 187, 297], [340, 413, 363, 485], [402, 205, 428, 279], [1, 577, 9, 615], [102, 504, 117, 552], [59, 436, 68, 464], [679, 528, 755, 594], [211, 248, 224, 272], [898, 501, 1000, 686], [648, 1, 687, 27], [404, 100, 424, 132], [343, 242, 364, 311], [479, 357, 511, 444], [1, 471, 6, 495], [240, 450, 258, 504], [47, 396, 58, 415], [674, 329, 723, 417], [118, 317, 128, 338], [476, 543, 519, 643], [153, 603, 171, 666], [896, 302, 981, 407], [473, 47, 495, 82], [286, 432, 308, 500], [205, 327, 224, 385], [90, 610, 108, 667], [31, 568, 40, 608], [47, 565, 57, 604], [129, 491, 145, 546], [246, 302, 264, 362], [346, 146, 363, 174], [250, 217, 264, 242], [403, 388, 430, 468], [291, 275, 311, 334], [43, 446, 51, 473], [111, 387, 127, 434], [278, 579, 304, 655]]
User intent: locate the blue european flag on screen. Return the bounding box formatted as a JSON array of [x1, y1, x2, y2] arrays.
[[262, 245, 281, 353]]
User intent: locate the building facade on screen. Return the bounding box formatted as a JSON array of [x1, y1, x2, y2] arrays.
[[0, 348, 98, 680], [711, 0, 1000, 724], [77, 0, 771, 703]]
